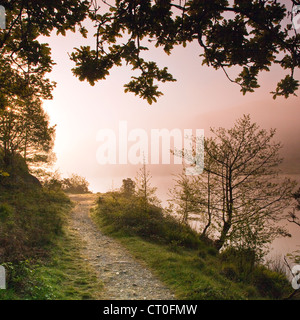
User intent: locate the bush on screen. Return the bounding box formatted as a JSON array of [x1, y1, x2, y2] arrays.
[[96, 192, 201, 249], [218, 248, 291, 298], [252, 266, 290, 299], [2, 260, 55, 299], [61, 174, 91, 194], [219, 247, 256, 280], [0, 186, 71, 262], [3, 260, 33, 292], [220, 263, 239, 281]]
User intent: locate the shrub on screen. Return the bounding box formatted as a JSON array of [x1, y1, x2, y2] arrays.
[[219, 247, 256, 280], [61, 174, 91, 194], [2, 260, 55, 299], [220, 263, 239, 281], [3, 260, 33, 292], [96, 193, 201, 249], [0, 186, 71, 262], [252, 266, 290, 299]]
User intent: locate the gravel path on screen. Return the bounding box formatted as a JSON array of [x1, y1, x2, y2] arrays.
[[68, 194, 175, 300]]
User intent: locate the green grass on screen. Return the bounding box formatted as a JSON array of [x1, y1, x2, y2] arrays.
[[33, 223, 105, 300], [0, 165, 105, 301], [0, 222, 104, 300], [92, 213, 261, 300], [91, 191, 294, 300]]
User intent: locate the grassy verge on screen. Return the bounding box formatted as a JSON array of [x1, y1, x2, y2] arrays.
[[92, 213, 255, 300], [0, 220, 104, 300], [0, 156, 104, 300], [91, 192, 293, 300], [30, 223, 105, 300]]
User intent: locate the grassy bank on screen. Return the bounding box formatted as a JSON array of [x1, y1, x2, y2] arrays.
[[0, 183, 104, 300], [28, 223, 104, 300], [92, 192, 293, 300], [0, 223, 104, 300]]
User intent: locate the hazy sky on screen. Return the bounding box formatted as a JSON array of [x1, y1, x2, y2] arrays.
[[41, 23, 300, 195], [38, 5, 300, 256]]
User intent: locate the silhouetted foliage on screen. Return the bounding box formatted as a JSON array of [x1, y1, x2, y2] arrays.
[[61, 174, 91, 194], [120, 178, 135, 197], [0, 0, 89, 111], [71, 0, 300, 103]]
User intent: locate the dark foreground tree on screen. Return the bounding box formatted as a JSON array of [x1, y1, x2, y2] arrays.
[[0, 1, 89, 110], [0, 1, 89, 178], [71, 0, 300, 103], [2, 1, 299, 105], [0, 99, 55, 169]]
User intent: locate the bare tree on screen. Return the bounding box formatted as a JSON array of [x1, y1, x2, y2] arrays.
[[288, 189, 300, 227], [176, 115, 297, 257]]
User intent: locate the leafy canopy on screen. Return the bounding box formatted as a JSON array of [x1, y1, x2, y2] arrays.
[[70, 0, 300, 104], [0, 0, 90, 110], [2, 1, 299, 105]]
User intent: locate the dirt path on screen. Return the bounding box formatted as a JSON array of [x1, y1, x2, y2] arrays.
[[68, 194, 175, 300]]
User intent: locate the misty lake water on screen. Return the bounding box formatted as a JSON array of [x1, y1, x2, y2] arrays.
[[267, 174, 300, 259], [155, 173, 300, 261]]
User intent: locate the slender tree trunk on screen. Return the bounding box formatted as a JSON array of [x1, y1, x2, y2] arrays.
[[215, 220, 231, 250], [215, 166, 233, 250], [23, 127, 28, 161], [201, 172, 212, 238], [3, 141, 12, 168]]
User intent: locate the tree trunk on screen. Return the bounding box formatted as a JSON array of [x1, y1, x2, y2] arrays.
[[201, 172, 212, 238], [215, 166, 233, 251], [214, 221, 231, 250]]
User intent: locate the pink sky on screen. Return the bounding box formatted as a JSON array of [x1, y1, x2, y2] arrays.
[[41, 27, 300, 193], [38, 7, 300, 256]]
